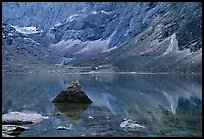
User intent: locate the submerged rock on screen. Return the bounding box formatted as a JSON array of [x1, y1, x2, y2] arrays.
[[52, 79, 93, 103], [120, 118, 145, 132]]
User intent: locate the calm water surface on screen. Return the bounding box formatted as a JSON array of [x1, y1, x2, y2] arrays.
[[2, 73, 202, 137]]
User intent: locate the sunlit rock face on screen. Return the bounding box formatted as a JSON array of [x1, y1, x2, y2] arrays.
[[2, 2, 202, 73]]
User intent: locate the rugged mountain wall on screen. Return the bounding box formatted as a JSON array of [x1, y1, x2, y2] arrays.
[[2, 2, 202, 73], [2, 23, 60, 66], [2, 2, 87, 31]]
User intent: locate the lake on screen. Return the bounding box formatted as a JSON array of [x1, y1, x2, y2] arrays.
[[2, 73, 202, 137]]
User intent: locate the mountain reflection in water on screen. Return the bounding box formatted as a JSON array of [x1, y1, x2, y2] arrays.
[[2, 73, 202, 137]]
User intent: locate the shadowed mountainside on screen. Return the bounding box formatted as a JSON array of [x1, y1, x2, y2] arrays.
[[2, 2, 202, 73]]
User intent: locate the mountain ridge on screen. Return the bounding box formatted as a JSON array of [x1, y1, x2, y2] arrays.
[[2, 2, 202, 73]]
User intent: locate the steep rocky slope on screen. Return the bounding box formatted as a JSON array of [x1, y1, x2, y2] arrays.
[[2, 2, 202, 73], [2, 23, 61, 68]]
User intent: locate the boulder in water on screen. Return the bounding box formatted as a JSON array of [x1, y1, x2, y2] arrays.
[[56, 126, 71, 130], [52, 79, 93, 104], [120, 118, 145, 132], [2, 125, 29, 137], [2, 111, 49, 137], [2, 111, 48, 125]]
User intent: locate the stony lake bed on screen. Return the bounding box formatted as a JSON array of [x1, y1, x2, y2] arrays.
[[2, 72, 202, 137]]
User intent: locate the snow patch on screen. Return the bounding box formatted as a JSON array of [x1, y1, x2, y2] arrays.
[[101, 10, 113, 14], [23, 37, 40, 45], [67, 14, 80, 21], [8, 33, 13, 36], [103, 46, 118, 53], [91, 10, 113, 15], [163, 33, 178, 55], [11, 25, 43, 34], [124, 28, 129, 37], [54, 22, 63, 27], [107, 30, 117, 46], [91, 11, 97, 15]]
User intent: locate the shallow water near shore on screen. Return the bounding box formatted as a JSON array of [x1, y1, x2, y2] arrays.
[[2, 72, 202, 137]]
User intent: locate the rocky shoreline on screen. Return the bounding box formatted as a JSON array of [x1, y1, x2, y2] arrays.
[[2, 112, 48, 137]]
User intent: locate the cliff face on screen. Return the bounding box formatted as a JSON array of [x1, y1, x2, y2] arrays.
[[2, 2, 202, 73], [2, 23, 60, 66]]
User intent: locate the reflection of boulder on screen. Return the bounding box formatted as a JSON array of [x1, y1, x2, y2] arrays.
[[52, 79, 93, 103], [54, 103, 90, 125]]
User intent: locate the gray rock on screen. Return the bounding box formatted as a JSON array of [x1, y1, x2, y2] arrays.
[[52, 79, 93, 103], [2, 112, 49, 137], [2, 125, 29, 137], [2, 132, 14, 137], [56, 126, 70, 130], [107, 116, 111, 120], [2, 111, 49, 125], [120, 118, 145, 131], [89, 116, 94, 120]]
